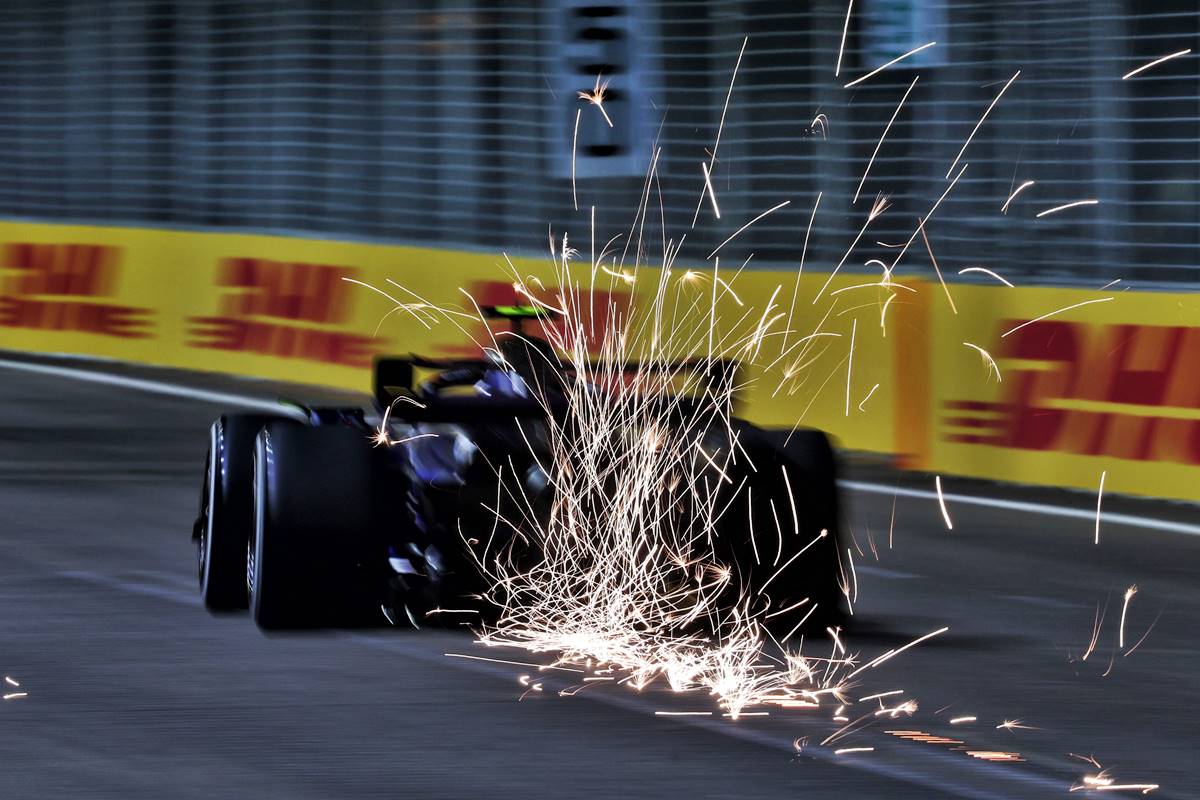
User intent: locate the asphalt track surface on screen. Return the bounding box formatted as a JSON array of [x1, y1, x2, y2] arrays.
[[1, 354, 1198, 799]]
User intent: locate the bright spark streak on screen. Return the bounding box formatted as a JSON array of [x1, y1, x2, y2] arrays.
[[1099, 278, 1122, 291], [3, 677, 18, 687], [700, 161, 720, 219], [1001, 180, 1035, 213], [3, 692, 27, 700], [845, 627, 949, 681], [854, 77, 918, 203], [578, 74, 613, 127], [835, 0, 853, 77], [844, 42, 936, 89], [1123, 605, 1164, 657], [845, 319, 856, 416], [1001, 297, 1114, 338], [1119, 585, 1137, 649], [1036, 199, 1099, 218], [946, 70, 1019, 178], [880, 293, 897, 336], [708, 200, 791, 259], [958, 266, 1014, 287], [783, 192, 822, 355], [962, 342, 1002, 382], [764, 597, 810, 619], [935, 476, 953, 530], [760, 529, 829, 594], [920, 227, 957, 314], [444, 653, 585, 673], [1095, 470, 1106, 544], [571, 108, 581, 211], [888, 490, 897, 549], [858, 689, 902, 703], [858, 383, 880, 412], [949, 716, 977, 725], [1122, 48, 1191, 79], [835, 747, 875, 755], [692, 37, 747, 229], [996, 719, 1035, 732]]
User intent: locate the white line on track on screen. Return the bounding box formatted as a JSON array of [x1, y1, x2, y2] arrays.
[[0, 356, 304, 417], [840, 480, 1200, 538]]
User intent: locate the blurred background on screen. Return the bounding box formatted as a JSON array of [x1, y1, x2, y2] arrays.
[[0, 0, 1195, 284], [1, 4, 1200, 800]]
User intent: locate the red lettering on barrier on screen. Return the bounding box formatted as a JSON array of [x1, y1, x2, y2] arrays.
[[189, 258, 380, 368], [940, 319, 1200, 466], [0, 242, 155, 338]]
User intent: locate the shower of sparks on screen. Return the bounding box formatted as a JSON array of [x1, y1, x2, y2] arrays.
[[945, 70, 1019, 179], [338, 37, 1172, 784], [1122, 48, 1191, 80], [854, 76, 919, 204], [958, 266, 1014, 287], [1001, 180, 1035, 213], [708, 200, 791, 259], [578, 74, 613, 127], [358, 133, 958, 724], [700, 161, 720, 219], [1118, 585, 1137, 649], [962, 342, 1002, 382], [1095, 471, 1106, 544], [835, 0, 853, 76], [935, 476, 953, 530], [692, 37, 747, 229], [1036, 199, 1099, 218], [1000, 297, 1114, 338], [844, 42, 936, 89]]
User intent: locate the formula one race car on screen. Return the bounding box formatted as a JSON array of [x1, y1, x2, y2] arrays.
[[192, 306, 847, 633]]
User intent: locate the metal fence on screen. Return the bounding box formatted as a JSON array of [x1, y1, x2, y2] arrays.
[[0, 1, 1196, 285]]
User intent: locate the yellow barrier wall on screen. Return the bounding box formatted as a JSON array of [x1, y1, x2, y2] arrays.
[[1, 220, 1196, 500]]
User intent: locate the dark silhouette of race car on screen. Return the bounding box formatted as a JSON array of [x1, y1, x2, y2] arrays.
[[192, 305, 847, 634]]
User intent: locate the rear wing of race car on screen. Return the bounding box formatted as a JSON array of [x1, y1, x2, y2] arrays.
[[374, 352, 742, 422]]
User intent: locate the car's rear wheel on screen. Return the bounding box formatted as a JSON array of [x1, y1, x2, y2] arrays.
[[198, 414, 281, 611], [249, 422, 380, 629], [723, 424, 847, 636]]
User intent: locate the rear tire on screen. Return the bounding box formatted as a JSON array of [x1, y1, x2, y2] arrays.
[[728, 424, 847, 635], [198, 414, 283, 611], [249, 422, 379, 629]]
